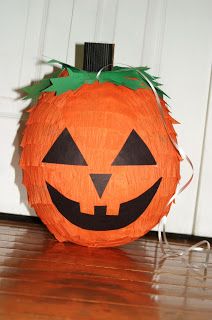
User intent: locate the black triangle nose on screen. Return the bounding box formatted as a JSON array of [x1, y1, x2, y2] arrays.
[[90, 174, 112, 198]]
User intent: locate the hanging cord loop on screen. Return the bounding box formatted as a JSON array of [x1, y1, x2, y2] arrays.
[[97, 64, 210, 270], [158, 216, 210, 272], [97, 63, 194, 203]]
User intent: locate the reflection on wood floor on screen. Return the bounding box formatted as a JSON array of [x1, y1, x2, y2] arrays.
[[0, 219, 211, 319]]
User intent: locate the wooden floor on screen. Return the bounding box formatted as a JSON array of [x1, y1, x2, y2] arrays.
[[0, 219, 211, 320]]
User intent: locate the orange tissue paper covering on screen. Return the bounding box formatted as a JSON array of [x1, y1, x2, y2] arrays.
[[20, 81, 180, 247]]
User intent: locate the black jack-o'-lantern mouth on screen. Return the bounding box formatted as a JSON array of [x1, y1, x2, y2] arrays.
[[46, 178, 162, 231], [43, 128, 162, 231]]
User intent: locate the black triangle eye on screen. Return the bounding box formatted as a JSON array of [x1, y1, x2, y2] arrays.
[[112, 130, 156, 166], [42, 129, 88, 165]]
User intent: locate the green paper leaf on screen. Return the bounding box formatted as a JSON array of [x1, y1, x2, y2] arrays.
[[43, 68, 97, 94], [22, 70, 61, 100], [22, 79, 50, 100], [48, 59, 79, 72]]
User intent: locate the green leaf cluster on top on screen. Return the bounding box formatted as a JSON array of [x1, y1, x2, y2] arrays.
[[22, 60, 168, 101]]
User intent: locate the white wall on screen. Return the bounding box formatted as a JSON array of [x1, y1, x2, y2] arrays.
[[0, 0, 212, 236], [194, 66, 212, 237]]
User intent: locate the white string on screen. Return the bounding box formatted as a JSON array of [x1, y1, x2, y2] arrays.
[[97, 64, 210, 270], [97, 63, 194, 206], [158, 216, 210, 272]]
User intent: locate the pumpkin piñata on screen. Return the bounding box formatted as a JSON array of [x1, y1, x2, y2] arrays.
[[20, 62, 180, 247]]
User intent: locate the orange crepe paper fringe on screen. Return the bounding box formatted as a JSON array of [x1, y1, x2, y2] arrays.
[[20, 83, 180, 247]]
